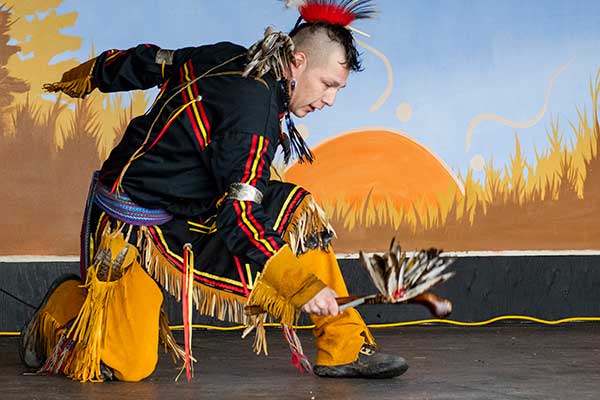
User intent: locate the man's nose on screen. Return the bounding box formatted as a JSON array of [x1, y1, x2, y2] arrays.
[[322, 90, 337, 107]]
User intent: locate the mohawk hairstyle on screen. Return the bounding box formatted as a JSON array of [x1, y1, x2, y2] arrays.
[[284, 0, 377, 72], [289, 21, 363, 72], [293, 0, 377, 25]]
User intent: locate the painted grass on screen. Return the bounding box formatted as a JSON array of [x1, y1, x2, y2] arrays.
[[0, 91, 149, 254], [320, 71, 600, 251]]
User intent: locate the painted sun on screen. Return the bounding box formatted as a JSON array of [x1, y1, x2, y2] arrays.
[[285, 129, 463, 211]]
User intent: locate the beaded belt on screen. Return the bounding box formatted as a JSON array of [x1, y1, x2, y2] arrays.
[[80, 171, 173, 277], [94, 183, 173, 226]]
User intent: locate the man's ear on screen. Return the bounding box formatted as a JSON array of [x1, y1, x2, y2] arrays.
[[291, 51, 307, 72]]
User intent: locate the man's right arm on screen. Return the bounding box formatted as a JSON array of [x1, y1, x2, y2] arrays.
[[43, 44, 194, 98], [92, 44, 194, 93]]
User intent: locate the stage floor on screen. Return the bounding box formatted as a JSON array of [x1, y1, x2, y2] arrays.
[[1, 324, 599, 399]]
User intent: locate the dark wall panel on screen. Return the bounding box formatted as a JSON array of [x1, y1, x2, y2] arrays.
[[2, 256, 599, 332]]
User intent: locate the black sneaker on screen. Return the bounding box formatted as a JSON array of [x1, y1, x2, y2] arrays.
[[19, 274, 81, 369], [313, 343, 409, 379]]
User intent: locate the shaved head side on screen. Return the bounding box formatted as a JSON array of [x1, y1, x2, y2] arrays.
[[292, 26, 343, 69], [290, 22, 363, 72]]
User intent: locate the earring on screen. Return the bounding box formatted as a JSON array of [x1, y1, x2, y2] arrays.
[[290, 79, 296, 91]]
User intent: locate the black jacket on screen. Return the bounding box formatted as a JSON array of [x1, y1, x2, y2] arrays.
[[95, 42, 287, 266]]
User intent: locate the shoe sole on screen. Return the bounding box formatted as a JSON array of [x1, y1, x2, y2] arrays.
[[19, 273, 82, 369], [314, 361, 409, 379]]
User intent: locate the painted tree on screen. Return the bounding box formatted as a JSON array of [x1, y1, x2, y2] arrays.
[[0, 4, 28, 134], [5, 0, 81, 100]]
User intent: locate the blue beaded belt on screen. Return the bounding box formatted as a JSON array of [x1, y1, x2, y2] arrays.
[[94, 182, 173, 226], [80, 171, 173, 276]]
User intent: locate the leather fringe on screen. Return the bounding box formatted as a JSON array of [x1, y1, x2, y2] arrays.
[[242, 313, 269, 355], [42, 77, 94, 99], [27, 310, 63, 362], [42, 58, 97, 99], [246, 278, 298, 327], [48, 225, 133, 382], [60, 264, 120, 382], [138, 227, 277, 356], [242, 193, 335, 356], [42, 193, 336, 375], [158, 308, 187, 364], [283, 194, 336, 256], [48, 269, 113, 382], [139, 227, 249, 324]]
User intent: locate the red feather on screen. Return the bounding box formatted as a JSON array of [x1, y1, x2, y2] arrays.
[[300, 3, 356, 26]]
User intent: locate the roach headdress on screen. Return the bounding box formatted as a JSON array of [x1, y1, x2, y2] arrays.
[[287, 0, 377, 30]]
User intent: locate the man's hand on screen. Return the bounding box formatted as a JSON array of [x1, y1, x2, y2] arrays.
[[301, 287, 339, 317]]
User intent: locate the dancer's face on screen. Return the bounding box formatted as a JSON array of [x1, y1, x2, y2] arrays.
[[288, 47, 349, 118]]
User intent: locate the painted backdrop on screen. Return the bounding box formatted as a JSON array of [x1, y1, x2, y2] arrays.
[[0, 1, 598, 255]]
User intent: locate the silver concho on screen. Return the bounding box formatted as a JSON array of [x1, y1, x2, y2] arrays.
[[155, 49, 174, 65], [226, 183, 263, 204]]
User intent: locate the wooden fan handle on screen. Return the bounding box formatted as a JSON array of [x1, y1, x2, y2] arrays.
[[244, 296, 363, 316], [408, 292, 453, 318], [244, 293, 452, 317], [334, 295, 364, 305]]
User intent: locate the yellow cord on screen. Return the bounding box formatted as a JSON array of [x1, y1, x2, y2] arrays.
[[169, 315, 600, 331], [366, 315, 600, 328], [2, 315, 598, 337]]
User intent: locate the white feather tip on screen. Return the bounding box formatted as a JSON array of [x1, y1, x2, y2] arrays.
[[285, 0, 307, 9]]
